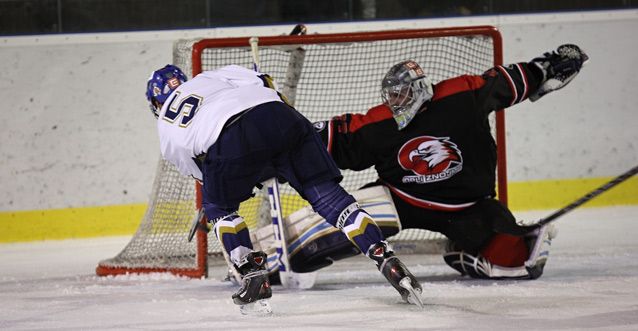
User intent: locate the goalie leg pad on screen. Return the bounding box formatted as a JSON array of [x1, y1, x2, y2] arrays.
[[273, 185, 400, 274], [285, 221, 397, 274], [444, 224, 557, 280], [524, 223, 558, 279], [289, 230, 360, 273], [480, 233, 529, 267], [443, 250, 530, 279], [253, 185, 402, 276]]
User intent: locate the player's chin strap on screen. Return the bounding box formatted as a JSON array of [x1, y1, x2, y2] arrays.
[[529, 44, 589, 102]]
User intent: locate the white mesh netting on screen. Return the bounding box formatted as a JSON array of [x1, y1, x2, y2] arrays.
[[97, 27, 502, 277]]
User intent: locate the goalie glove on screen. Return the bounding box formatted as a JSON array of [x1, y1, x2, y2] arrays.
[[529, 44, 589, 102]]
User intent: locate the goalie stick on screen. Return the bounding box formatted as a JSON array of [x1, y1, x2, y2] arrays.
[[187, 25, 308, 285], [536, 164, 638, 226], [249, 25, 310, 289], [266, 178, 298, 287]]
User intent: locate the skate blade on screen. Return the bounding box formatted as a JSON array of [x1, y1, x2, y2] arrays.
[[399, 277, 424, 309], [239, 299, 273, 316]]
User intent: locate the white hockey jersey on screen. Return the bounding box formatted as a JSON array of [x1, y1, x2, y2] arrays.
[[156, 65, 284, 180]]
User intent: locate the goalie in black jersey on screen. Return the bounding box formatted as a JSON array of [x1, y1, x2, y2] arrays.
[[306, 44, 588, 279]]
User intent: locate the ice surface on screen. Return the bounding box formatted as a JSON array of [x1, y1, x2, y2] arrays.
[[1, 206, 637, 330]]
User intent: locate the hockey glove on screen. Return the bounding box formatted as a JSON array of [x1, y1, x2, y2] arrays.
[[529, 44, 589, 102]]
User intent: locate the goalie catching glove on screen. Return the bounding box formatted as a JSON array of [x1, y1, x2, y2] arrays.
[[529, 44, 589, 102]]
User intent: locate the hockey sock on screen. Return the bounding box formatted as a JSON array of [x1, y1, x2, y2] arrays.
[[203, 203, 254, 265], [304, 181, 384, 253], [213, 214, 254, 266], [337, 202, 385, 253]]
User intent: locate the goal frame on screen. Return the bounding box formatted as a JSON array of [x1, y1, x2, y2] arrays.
[[96, 25, 506, 279]]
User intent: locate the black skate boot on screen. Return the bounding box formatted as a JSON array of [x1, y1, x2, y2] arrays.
[[368, 241, 424, 308], [232, 251, 272, 315]]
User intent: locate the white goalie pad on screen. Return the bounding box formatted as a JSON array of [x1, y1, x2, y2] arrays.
[[524, 223, 558, 279], [250, 185, 401, 273], [443, 251, 531, 279], [443, 223, 558, 279]]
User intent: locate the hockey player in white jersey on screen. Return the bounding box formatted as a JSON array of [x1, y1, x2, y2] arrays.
[[145, 64, 424, 311]]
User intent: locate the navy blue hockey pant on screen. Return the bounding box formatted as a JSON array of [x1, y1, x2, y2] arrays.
[[200, 101, 342, 214]]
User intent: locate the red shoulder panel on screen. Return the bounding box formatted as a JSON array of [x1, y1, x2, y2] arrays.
[[432, 75, 486, 101], [347, 104, 394, 132]]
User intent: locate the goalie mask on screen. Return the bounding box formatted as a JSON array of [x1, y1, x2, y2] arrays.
[[381, 60, 433, 130], [145, 64, 188, 118]]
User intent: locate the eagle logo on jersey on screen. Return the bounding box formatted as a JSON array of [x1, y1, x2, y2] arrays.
[[397, 136, 463, 184]]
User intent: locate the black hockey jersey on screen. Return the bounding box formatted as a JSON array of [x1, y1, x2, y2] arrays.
[[315, 62, 544, 211]]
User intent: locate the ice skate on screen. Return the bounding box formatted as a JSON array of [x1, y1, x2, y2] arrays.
[[232, 251, 273, 315], [368, 241, 424, 308]]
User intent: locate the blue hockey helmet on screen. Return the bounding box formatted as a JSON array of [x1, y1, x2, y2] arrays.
[[145, 64, 188, 118]]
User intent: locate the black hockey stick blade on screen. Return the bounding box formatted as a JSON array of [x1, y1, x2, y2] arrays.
[[187, 209, 208, 242], [537, 164, 638, 226]]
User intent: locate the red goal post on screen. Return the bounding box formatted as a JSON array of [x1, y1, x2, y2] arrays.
[[96, 25, 506, 279]]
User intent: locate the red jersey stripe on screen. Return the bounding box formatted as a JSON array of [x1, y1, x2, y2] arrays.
[[385, 183, 477, 211], [432, 75, 486, 101], [346, 104, 394, 133], [515, 63, 529, 101], [496, 65, 517, 106]]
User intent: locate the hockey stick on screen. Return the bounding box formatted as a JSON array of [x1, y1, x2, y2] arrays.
[[536, 164, 638, 226], [266, 178, 297, 286], [187, 208, 206, 242], [250, 30, 307, 288]]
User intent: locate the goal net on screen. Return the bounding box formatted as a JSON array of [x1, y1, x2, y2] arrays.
[[96, 26, 506, 279]]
